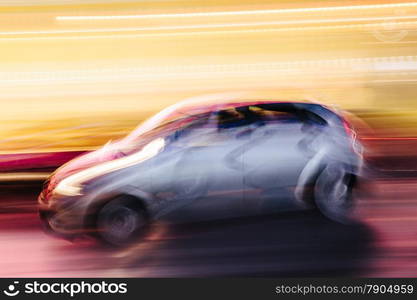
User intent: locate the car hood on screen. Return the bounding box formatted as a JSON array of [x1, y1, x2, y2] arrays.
[[51, 141, 127, 184]]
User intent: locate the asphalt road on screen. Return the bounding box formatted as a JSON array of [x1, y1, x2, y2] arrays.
[[0, 179, 416, 277]]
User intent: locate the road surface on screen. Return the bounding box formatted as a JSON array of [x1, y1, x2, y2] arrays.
[[0, 179, 416, 277]]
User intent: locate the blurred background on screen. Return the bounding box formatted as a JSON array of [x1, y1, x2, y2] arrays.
[[1, 0, 417, 277]]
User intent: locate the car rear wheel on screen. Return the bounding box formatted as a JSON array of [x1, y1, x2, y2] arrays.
[[314, 163, 355, 223], [96, 196, 148, 246]]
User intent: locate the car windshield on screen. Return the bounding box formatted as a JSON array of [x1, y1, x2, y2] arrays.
[[125, 106, 187, 143], [122, 100, 215, 146]]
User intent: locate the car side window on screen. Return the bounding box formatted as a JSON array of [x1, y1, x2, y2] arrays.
[[216, 108, 248, 129], [217, 106, 270, 129], [247, 106, 301, 124], [243, 106, 326, 144]]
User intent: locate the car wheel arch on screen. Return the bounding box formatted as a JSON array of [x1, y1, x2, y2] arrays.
[[296, 159, 357, 207], [83, 192, 150, 232]]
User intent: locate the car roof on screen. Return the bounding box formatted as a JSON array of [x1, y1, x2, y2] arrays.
[[175, 98, 318, 116]]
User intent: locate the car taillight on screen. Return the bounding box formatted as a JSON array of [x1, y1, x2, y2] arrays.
[[343, 120, 353, 136], [342, 119, 361, 154]]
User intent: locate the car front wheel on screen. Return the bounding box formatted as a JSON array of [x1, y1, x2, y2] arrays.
[[96, 196, 148, 246]]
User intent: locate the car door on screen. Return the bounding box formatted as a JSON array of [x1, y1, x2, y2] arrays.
[[154, 109, 251, 222], [241, 105, 311, 214]]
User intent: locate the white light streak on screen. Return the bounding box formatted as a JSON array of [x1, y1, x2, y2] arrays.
[[57, 2, 417, 21], [1, 15, 416, 37]]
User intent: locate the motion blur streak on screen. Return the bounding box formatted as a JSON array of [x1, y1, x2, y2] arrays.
[[0, 22, 413, 41], [0, 0, 417, 277], [55, 2, 417, 20], [8, 15, 417, 36]]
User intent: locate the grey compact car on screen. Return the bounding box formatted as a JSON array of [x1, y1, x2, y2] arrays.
[[39, 98, 363, 245]]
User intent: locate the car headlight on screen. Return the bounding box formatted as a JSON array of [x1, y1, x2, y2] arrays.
[[54, 138, 165, 196]]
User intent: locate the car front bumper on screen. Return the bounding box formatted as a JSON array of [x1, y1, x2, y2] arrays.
[[38, 190, 87, 239]]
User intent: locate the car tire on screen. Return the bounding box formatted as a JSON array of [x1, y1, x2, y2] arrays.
[[314, 163, 355, 223], [96, 196, 148, 246]]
